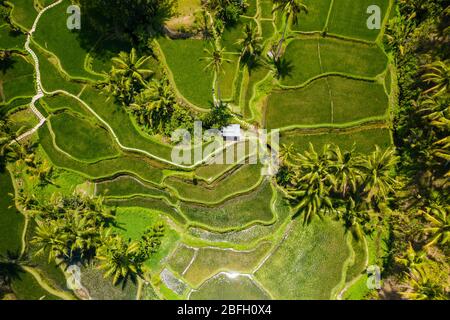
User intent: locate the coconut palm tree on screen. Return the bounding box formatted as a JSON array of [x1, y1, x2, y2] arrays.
[[418, 95, 449, 128], [103, 48, 154, 105], [272, 0, 308, 60], [97, 235, 143, 285], [279, 143, 296, 164], [422, 60, 450, 96], [358, 146, 398, 205], [421, 204, 450, 247], [0, 251, 26, 291], [65, 212, 100, 260], [201, 43, 232, 103], [32, 220, 69, 263], [395, 242, 427, 271], [111, 48, 153, 87], [400, 266, 447, 300], [288, 144, 334, 224], [329, 145, 360, 198], [236, 23, 263, 66], [130, 78, 175, 132]]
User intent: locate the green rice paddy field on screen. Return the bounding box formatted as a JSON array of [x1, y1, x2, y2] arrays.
[[0, 0, 394, 300]]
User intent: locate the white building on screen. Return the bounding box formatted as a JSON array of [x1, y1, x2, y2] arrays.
[[221, 124, 241, 141]]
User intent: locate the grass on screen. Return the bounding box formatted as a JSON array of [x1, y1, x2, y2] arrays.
[[0, 170, 24, 256], [281, 37, 388, 87], [0, 25, 26, 50], [188, 190, 292, 245], [179, 181, 275, 230], [260, 19, 275, 41], [260, 0, 274, 19], [8, 108, 39, 133], [190, 273, 270, 300], [266, 76, 389, 129], [164, 164, 264, 204], [33, 0, 102, 80], [246, 0, 258, 17], [36, 171, 87, 203], [281, 127, 392, 154], [80, 264, 137, 300], [329, 77, 388, 123], [49, 112, 120, 162], [158, 38, 214, 109], [9, 0, 38, 31], [176, 0, 202, 16], [79, 87, 175, 161], [220, 53, 240, 101], [39, 124, 165, 185], [255, 217, 352, 299], [0, 55, 35, 103], [243, 63, 270, 119], [384, 67, 392, 94], [281, 39, 322, 87], [221, 20, 244, 53], [266, 79, 331, 129], [89, 37, 132, 75], [292, 0, 332, 32], [175, 242, 272, 287], [113, 207, 180, 273], [345, 235, 368, 283], [96, 175, 170, 200], [319, 38, 388, 77], [328, 0, 390, 42], [106, 197, 187, 226], [31, 43, 85, 95], [11, 270, 60, 300], [167, 244, 196, 275], [42, 94, 90, 117]]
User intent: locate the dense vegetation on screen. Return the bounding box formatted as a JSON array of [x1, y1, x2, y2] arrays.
[[381, 0, 449, 299]]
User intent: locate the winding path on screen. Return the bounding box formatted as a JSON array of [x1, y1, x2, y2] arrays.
[[12, 0, 63, 144]]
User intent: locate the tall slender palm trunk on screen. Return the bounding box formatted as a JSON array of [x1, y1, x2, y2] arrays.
[[275, 17, 289, 60]]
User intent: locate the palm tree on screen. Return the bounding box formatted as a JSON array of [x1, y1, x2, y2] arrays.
[[111, 48, 153, 87], [329, 145, 360, 198], [400, 266, 447, 300], [130, 78, 175, 132], [421, 205, 450, 247], [97, 235, 143, 285], [272, 0, 308, 60], [0, 251, 26, 291], [418, 95, 449, 128], [395, 243, 427, 271], [32, 220, 69, 263], [236, 23, 262, 66], [279, 143, 296, 164], [65, 212, 99, 261], [422, 60, 450, 96], [288, 144, 334, 224], [358, 146, 398, 205], [201, 43, 231, 103], [104, 48, 154, 105]]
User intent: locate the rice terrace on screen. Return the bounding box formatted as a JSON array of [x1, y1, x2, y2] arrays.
[[0, 0, 449, 302]]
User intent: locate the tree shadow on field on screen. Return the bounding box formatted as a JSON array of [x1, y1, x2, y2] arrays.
[[0, 55, 15, 75], [0, 250, 26, 288], [76, 0, 173, 59], [273, 57, 294, 80]]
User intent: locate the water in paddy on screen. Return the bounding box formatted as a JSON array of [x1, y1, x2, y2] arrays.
[[189, 273, 271, 300], [0, 169, 24, 255]]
